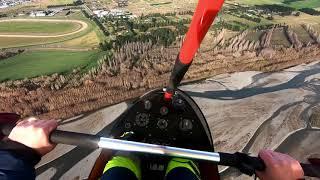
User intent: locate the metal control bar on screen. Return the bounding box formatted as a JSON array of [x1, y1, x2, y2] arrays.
[[1, 124, 319, 177]]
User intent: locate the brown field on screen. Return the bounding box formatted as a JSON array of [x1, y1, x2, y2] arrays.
[[291, 25, 314, 45], [273, 13, 320, 26], [271, 29, 291, 48]]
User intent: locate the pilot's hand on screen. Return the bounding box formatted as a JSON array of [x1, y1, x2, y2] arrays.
[[256, 150, 304, 180], [8, 119, 58, 156]]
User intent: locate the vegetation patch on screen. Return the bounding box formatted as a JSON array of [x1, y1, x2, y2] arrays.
[[0, 50, 101, 82], [299, 8, 320, 15], [0, 49, 24, 61], [255, 4, 295, 15]]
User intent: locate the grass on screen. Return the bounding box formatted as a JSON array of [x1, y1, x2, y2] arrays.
[[0, 12, 102, 49], [228, 0, 320, 8], [0, 37, 53, 48], [56, 31, 100, 48], [52, 12, 104, 49], [0, 9, 105, 83], [285, 0, 320, 9], [0, 50, 102, 82], [273, 13, 320, 25], [0, 21, 80, 35], [47, 0, 74, 5], [33, 0, 74, 7], [223, 14, 272, 27], [228, 0, 283, 5]]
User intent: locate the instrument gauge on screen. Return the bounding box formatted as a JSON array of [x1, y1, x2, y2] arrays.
[[160, 106, 169, 116], [157, 118, 168, 129], [135, 113, 149, 127]]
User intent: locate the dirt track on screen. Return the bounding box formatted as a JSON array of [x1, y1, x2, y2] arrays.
[[0, 19, 88, 38]]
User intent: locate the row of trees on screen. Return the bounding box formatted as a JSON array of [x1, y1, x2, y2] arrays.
[[255, 4, 295, 15], [299, 8, 320, 15], [112, 27, 177, 47], [0, 14, 7, 18], [82, 10, 110, 36], [131, 19, 190, 32], [215, 21, 244, 31]]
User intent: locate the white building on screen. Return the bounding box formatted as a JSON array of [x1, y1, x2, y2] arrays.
[[30, 11, 46, 17], [93, 8, 134, 18], [109, 9, 125, 16], [93, 10, 111, 18]]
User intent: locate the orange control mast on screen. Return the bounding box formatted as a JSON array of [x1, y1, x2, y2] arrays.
[[165, 0, 225, 100]]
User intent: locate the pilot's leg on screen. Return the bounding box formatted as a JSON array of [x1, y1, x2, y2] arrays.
[[101, 156, 141, 180], [165, 158, 200, 180]]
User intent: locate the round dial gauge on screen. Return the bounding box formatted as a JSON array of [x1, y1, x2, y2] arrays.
[[135, 113, 149, 127], [157, 118, 168, 129]]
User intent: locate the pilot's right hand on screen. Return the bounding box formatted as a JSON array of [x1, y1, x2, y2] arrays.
[[256, 150, 303, 180]]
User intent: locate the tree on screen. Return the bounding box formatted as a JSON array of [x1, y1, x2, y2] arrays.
[[267, 15, 274, 20], [74, 0, 84, 5], [125, 20, 134, 33], [299, 8, 320, 15], [152, 18, 157, 24]]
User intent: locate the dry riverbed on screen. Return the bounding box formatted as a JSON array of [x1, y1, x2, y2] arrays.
[[36, 61, 320, 180]]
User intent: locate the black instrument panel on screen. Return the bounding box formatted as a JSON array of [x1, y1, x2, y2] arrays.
[[109, 89, 217, 180], [111, 89, 213, 151]]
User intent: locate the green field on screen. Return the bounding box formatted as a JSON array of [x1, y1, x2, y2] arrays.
[[0, 12, 102, 49], [37, 0, 74, 6], [230, 0, 320, 8], [229, 0, 283, 5], [49, 0, 74, 4], [0, 21, 80, 34], [286, 0, 320, 9], [0, 50, 102, 82]]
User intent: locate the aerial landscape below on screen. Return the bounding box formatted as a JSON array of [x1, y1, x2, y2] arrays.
[[0, 0, 320, 179]]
